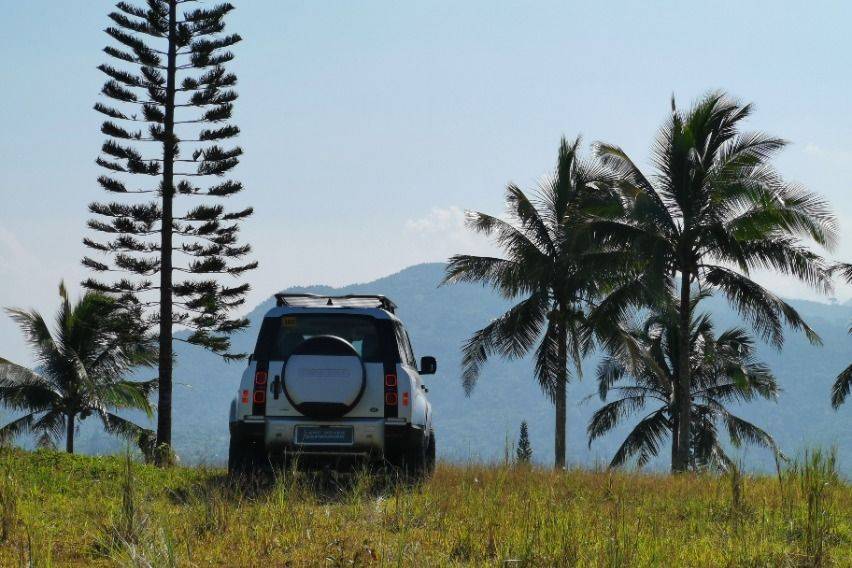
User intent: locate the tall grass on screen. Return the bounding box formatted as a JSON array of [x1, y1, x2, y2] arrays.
[[0, 463, 18, 543], [0, 448, 848, 566], [793, 449, 841, 566]]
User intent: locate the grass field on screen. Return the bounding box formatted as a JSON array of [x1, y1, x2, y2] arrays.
[[0, 449, 849, 567]]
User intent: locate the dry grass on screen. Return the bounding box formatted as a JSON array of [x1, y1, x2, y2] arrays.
[[0, 448, 849, 567]]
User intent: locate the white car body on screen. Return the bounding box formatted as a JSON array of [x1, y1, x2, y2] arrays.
[[228, 294, 436, 474]]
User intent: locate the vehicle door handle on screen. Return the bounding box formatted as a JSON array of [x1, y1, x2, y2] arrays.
[[272, 375, 281, 399]]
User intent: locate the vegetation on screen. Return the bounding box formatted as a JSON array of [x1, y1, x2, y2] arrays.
[[84, 0, 256, 460], [588, 292, 779, 470], [443, 136, 613, 468], [587, 91, 835, 471], [0, 283, 156, 454], [832, 262, 852, 408], [516, 420, 533, 464], [0, 449, 848, 566]]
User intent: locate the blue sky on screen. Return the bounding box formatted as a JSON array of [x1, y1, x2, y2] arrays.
[[1, 1, 851, 366]]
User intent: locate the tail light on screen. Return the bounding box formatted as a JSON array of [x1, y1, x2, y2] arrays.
[[252, 370, 268, 415], [402, 392, 409, 407], [241, 390, 249, 404], [384, 373, 399, 412]]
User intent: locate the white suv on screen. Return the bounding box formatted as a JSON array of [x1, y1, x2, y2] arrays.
[[228, 294, 436, 476]]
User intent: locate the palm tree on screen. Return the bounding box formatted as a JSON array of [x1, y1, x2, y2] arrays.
[[831, 262, 852, 408], [0, 283, 157, 454], [588, 293, 779, 471], [443, 136, 613, 468], [590, 91, 836, 471]]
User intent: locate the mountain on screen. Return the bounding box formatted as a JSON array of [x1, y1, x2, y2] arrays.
[[33, 263, 852, 474]]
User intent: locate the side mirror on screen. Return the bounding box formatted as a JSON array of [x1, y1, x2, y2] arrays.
[[420, 356, 437, 375]]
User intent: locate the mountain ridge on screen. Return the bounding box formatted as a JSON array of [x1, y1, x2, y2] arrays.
[[39, 263, 852, 474]]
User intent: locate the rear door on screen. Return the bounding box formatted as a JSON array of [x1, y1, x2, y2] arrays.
[[259, 312, 391, 419]]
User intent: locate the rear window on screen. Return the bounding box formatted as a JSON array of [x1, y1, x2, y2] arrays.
[[255, 314, 391, 362]]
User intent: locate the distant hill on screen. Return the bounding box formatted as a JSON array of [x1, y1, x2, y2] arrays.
[[37, 263, 852, 474]]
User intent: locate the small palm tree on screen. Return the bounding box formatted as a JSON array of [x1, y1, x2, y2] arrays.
[[591, 91, 836, 471], [444, 136, 613, 468], [0, 283, 157, 454], [832, 262, 852, 408], [588, 293, 779, 471]]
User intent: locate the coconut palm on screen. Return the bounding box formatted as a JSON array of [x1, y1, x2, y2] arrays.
[[832, 262, 852, 408], [590, 91, 836, 471], [0, 282, 157, 454], [443, 136, 614, 468], [588, 293, 779, 471]]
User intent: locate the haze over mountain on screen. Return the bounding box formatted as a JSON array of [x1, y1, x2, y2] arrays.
[[17, 263, 852, 475]]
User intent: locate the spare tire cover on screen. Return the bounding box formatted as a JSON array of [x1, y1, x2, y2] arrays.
[[283, 335, 366, 419]]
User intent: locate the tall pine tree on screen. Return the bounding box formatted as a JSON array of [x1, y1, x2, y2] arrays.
[[84, 1, 256, 461]]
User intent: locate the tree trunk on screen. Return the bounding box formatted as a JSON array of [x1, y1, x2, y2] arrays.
[[670, 412, 678, 468], [155, 0, 178, 462], [673, 269, 692, 472], [554, 318, 568, 469], [66, 413, 75, 454]]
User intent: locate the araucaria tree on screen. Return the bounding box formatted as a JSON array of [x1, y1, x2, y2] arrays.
[[84, 1, 256, 459], [516, 420, 533, 464], [591, 92, 836, 472], [444, 137, 613, 468]]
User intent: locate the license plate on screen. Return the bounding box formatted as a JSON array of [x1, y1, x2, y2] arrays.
[[295, 426, 354, 445]]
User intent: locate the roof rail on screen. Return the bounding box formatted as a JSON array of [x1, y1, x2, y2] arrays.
[[274, 293, 397, 313]]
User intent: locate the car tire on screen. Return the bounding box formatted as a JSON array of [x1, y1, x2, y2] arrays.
[[227, 431, 266, 477], [425, 430, 436, 476], [393, 431, 430, 480]]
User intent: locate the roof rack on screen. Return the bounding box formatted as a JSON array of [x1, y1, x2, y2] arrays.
[[274, 293, 397, 313]]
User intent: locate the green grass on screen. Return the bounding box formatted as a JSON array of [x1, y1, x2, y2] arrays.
[[0, 449, 849, 567]]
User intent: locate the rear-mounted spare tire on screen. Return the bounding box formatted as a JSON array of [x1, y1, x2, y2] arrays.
[[283, 335, 367, 419]]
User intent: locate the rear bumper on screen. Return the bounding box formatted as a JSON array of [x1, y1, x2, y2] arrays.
[[229, 418, 425, 458], [267, 416, 384, 454]]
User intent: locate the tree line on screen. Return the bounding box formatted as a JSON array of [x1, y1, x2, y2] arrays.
[[0, 0, 253, 460], [444, 93, 852, 472], [0, 2, 849, 472]]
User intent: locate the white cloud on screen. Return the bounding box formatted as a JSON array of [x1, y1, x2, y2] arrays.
[[405, 205, 467, 233], [403, 205, 497, 262]]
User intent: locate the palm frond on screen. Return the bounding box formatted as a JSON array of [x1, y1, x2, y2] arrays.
[[587, 395, 650, 445], [30, 410, 67, 444], [0, 361, 61, 412], [95, 379, 157, 416], [442, 255, 529, 297], [463, 211, 549, 264], [0, 413, 40, 446], [703, 265, 820, 347], [609, 409, 670, 468], [721, 409, 777, 452], [832, 262, 852, 284], [460, 292, 549, 393], [100, 411, 155, 457], [831, 364, 852, 409], [3, 308, 63, 370], [506, 183, 556, 256]]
